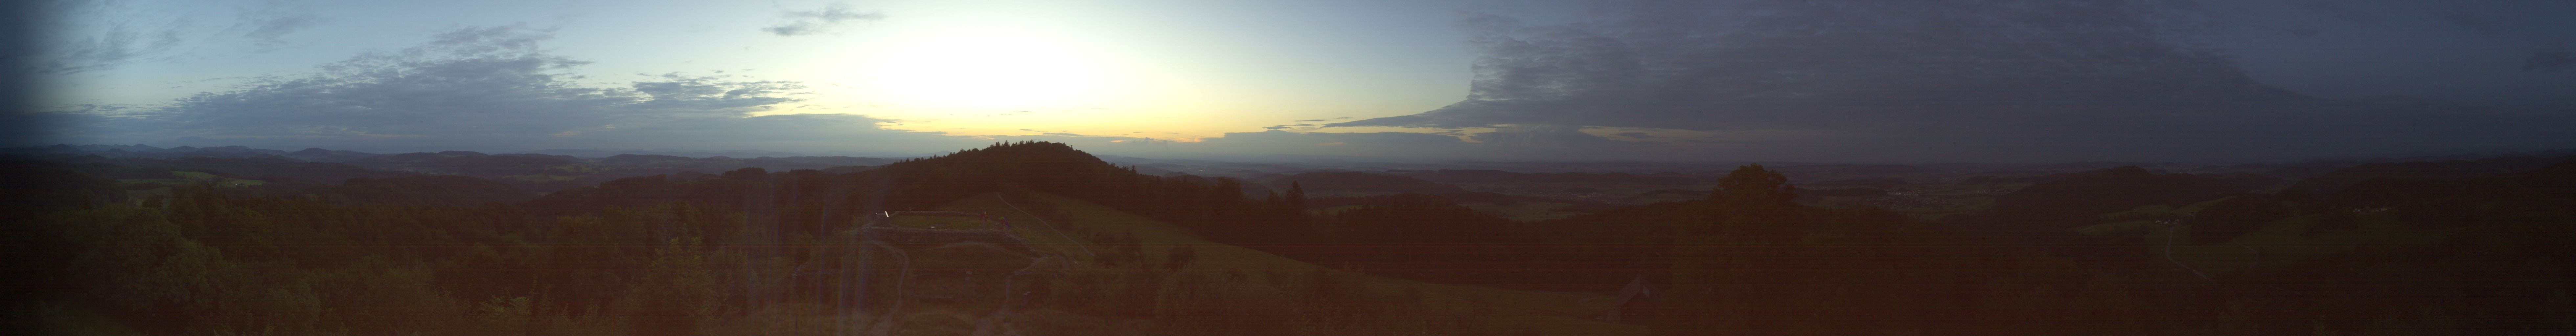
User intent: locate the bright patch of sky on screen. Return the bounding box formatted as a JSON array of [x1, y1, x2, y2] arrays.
[[45, 0, 1577, 141]]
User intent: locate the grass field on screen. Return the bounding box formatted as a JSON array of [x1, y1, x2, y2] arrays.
[[932, 190, 1649, 335], [883, 214, 999, 230], [2074, 197, 2440, 279], [1466, 201, 1595, 221]]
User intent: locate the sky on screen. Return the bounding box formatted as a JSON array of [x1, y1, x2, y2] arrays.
[[15, 0, 2576, 163]]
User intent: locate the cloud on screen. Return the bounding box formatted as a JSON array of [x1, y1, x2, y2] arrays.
[[136, 25, 634, 138], [2445, 13, 2495, 33], [1322, 0, 2576, 161], [40, 20, 187, 74], [1189, 130, 1477, 156], [1467, 125, 1634, 147], [1337, 0, 2280, 130], [32, 0, 179, 74], [228, 0, 326, 52], [1137, 128, 1708, 160], [58, 25, 977, 152], [762, 3, 884, 36], [34, 0, 329, 74], [2525, 43, 2571, 72]]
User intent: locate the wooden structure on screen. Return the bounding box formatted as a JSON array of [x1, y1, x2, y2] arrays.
[[1604, 275, 1660, 324]]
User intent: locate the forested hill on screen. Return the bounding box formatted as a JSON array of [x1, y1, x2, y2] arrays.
[[1943, 166, 2279, 230], [528, 141, 1296, 240]]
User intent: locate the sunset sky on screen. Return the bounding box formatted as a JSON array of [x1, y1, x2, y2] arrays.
[[24, 0, 2576, 162]]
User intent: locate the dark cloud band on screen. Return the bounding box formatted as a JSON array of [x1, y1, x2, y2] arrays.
[[1325, 0, 2576, 161], [61, 25, 968, 152]]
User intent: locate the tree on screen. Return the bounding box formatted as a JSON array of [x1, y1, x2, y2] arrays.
[[1710, 164, 1796, 206], [1285, 181, 1307, 210], [1660, 164, 1813, 335]]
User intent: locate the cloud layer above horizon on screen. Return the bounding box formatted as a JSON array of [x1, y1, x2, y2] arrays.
[[1327, 0, 2576, 161], [50, 26, 997, 153], [25, 0, 2576, 163]]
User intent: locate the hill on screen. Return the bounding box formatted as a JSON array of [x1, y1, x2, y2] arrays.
[[1947, 166, 2276, 230], [1262, 171, 1464, 196], [2277, 155, 2576, 200]]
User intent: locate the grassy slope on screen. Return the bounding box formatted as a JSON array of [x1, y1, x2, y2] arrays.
[[2151, 212, 2434, 278], [938, 189, 1647, 335], [2078, 197, 2441, 278]]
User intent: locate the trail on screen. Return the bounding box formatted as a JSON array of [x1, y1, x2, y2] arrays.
[[996, 193, 1093, 259], [2164, 223, 2210, 280]]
